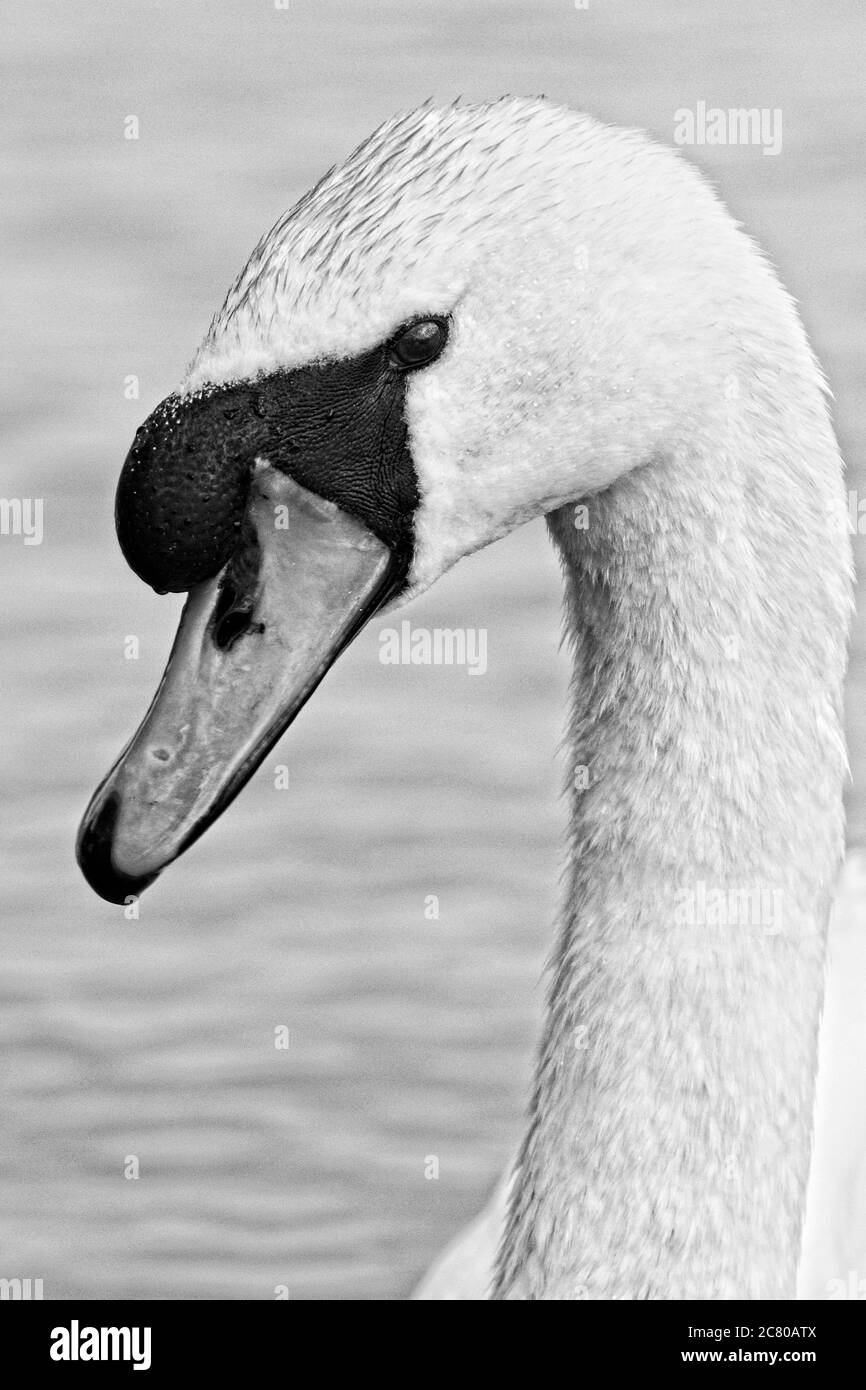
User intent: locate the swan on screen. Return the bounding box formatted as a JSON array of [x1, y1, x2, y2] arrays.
[[76, 98, 855, 1299], [412, 852, 866, 1300]]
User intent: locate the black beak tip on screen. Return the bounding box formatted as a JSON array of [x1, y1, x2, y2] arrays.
[[76, 791, 160, 906]]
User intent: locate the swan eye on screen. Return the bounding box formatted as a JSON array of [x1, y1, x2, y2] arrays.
[[389, 317, 448, 370]]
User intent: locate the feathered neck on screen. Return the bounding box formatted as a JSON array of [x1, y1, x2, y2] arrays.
[[495, 332, 851, 1298]]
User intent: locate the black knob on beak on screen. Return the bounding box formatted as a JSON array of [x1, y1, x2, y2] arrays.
[[115, 385, 266, 593]]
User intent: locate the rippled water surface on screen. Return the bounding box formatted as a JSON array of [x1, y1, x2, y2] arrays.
[[2, 0, 864, 1298]]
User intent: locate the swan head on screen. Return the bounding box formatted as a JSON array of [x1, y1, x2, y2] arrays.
[[181, 97, 741, 597], [76, 97, 811, 902]]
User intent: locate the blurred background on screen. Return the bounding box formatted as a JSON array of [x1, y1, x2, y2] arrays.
[[2, 0, 864, 1299]]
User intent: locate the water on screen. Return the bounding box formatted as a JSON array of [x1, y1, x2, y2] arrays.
[[2, 0, 864, 1299]]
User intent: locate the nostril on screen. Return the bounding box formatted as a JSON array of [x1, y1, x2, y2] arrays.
[[151, 747, 171, 762], [214, 607, 254, 650], [212, 529, 263, 649]]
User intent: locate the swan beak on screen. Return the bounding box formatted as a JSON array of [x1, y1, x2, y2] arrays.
[[76, 467, 399, 904]]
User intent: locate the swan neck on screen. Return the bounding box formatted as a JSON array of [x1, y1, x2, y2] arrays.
[[496, 419, 850, 1299]]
